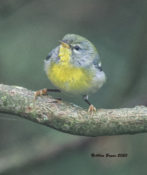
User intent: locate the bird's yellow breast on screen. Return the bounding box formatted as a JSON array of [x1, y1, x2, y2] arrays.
[[47, 44, 94, 93], [47, 63, 93, 93]]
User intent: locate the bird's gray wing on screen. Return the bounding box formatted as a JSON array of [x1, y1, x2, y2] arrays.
[[45, 46, 60, 62], [93, 55, 103, 71]]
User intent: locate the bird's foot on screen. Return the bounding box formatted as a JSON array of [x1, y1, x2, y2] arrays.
[[34, 89, 62, 104], [34, 88, 48, 100], [88, 104, 96, 113]]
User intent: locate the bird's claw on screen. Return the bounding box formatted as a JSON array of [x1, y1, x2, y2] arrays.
[[88, 104, 96, 113], [34, 88, 48, 100]]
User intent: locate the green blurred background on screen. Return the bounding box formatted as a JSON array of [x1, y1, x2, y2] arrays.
[[0, 0, 147, 174]]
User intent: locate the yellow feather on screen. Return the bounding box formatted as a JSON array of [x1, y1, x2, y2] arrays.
[[47, 45, 93, 93]]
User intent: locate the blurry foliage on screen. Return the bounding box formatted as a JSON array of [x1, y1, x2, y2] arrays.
[[0, 0, 147, 174]]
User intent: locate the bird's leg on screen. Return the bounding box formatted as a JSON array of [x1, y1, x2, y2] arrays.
[[34, 88, 61, 100], [47, 89, 61, 92], [83, 95, 96, 113]]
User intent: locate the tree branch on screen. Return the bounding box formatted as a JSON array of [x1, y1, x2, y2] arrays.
[[0, 84, 147, 136]]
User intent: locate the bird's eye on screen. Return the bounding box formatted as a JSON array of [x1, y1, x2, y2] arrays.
[[74, 45, 81, 51]]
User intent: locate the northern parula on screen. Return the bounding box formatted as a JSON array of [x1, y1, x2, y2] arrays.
[[44, 34, 106, 111], [37, 34, 106, 112]]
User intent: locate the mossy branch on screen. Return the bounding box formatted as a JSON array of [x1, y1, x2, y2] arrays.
[[0, 84, 147, 136]]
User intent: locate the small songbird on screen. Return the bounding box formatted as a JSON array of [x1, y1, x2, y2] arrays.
[[36, 34, 106, 112]]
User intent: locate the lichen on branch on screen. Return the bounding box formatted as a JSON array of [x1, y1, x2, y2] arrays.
[[0, 84, 147, 136]]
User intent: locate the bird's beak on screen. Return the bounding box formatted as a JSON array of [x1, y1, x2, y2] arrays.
[[59, 40, 70, 49]]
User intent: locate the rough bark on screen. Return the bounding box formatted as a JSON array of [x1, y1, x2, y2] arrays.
[[0, 84, 147, 136]]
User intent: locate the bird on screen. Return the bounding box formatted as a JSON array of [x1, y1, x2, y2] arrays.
[[35, 34, 106, 112]]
